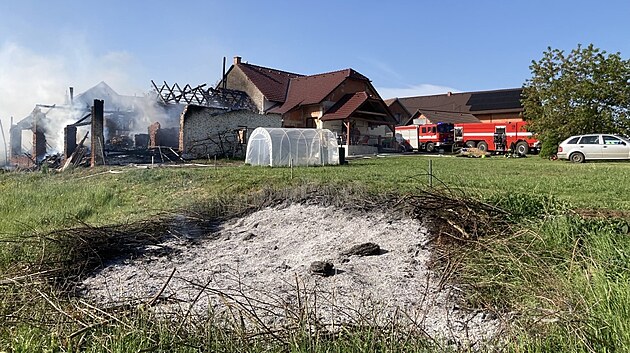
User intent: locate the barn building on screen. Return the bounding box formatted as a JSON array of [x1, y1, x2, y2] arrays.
[[396, 88, 524, 125]]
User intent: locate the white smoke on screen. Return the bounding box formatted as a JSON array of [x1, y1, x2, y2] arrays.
[[0, 39, 148, 165]]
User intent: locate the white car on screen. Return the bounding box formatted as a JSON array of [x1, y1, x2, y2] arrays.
[[557, 134, 630, 163]]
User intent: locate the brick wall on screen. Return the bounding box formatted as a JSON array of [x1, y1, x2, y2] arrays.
[[90, 99, 105, 166], [32, 110, 47, 161], [179, 106, 281, 159], [64, 125, 77, 158]]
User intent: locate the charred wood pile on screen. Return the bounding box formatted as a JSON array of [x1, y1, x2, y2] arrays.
[[61, 132, 90, 171]]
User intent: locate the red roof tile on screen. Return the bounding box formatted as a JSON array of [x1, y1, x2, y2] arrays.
[[270, 69, 370, 114], [321, 92, 397, 124], [320, 92, 370, 121], [236, 62, 303, 103]]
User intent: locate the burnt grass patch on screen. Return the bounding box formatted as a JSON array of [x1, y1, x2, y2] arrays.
[[0, 184, 515, 350], [7, 184, 510, 287]]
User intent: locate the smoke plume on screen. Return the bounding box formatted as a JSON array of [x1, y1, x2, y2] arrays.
[[0, 40, 148, 165]]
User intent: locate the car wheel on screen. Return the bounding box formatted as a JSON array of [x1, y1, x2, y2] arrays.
[[465, 141, 476, 148], [476, 141, 488, 152], [426, 142, 435, 153], [516, 141, 529, 155], [569, 152, 585, 163]]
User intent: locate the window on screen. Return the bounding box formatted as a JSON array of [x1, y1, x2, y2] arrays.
[[437, 123, 453, 133], [579, 135, 600, 144], [567, 137, 580, 144], [603, 135, 624, 145], [237, 128, 248, 144], [431, 127, 436, 133], [421, 127, 426, 133]]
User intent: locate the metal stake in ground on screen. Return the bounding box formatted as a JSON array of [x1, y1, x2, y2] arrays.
[[429, 159, 433, 188]]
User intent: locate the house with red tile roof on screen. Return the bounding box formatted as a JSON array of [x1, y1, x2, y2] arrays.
[[219, 56, 303, 113], [220, 57, 397, 155]]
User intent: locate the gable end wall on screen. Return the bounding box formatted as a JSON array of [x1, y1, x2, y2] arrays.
[[224, 67, 266, 113]]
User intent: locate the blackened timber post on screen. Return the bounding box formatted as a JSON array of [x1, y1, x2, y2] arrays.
[[90, 99, 105, 167], [64, 125, 77, 159]]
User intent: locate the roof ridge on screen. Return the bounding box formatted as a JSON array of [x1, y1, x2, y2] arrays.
[[417, 108, 473, 113], [399, 87, 522, 100], [238, 62, 304, 77], [291, 68, 367, 81]]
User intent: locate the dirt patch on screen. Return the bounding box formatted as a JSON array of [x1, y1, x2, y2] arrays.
[[573, 208, 630, 220], [79, 203, 503, 349]]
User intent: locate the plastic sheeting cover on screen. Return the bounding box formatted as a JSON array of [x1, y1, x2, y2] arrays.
[[245, 127, 339, 167]]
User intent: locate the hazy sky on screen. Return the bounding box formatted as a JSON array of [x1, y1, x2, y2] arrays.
[[0, 0, 629, 157]]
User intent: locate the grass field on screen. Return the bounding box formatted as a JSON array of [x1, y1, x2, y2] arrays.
[[1, 155, 629, 352], [2, 155, 630, 234]]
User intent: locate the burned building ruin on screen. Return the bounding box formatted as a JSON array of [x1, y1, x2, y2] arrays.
[[7, 76, 280, 168]]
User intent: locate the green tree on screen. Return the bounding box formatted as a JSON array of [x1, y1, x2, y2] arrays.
[[522, 44, 630, 157]]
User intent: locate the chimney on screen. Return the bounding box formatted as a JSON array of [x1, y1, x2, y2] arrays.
[[447, 91, 452, 96], [69, 87, 74, 104], [222, 56, 227, 89], [233, 56, 242, 65]]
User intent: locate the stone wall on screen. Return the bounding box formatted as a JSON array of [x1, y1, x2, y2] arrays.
[[224, 68, 265, 113], [179, 105, 281, 159]]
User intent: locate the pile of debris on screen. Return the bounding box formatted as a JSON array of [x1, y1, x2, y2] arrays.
[[61, 132, 91, 171], [458, 147, 491, 158], [40, 154, 64, 170]]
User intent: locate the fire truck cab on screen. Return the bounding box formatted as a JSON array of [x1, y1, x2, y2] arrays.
[[454, 121, 539, 154], [395, 122, 454, 152]]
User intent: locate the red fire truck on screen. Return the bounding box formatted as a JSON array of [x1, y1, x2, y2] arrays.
[[453, 121, 539, 154], [395, 123, 455, 152]]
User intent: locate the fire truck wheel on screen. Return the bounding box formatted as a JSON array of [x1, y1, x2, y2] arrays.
[[465, 141, 476, 148], [516, 141, 529, 155], [426, 142, 435, 152], [476, 141, 488, 152], [570, 152, 585, 163]]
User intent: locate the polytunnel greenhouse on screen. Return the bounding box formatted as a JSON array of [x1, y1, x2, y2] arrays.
[[245, 127, 340, 167]]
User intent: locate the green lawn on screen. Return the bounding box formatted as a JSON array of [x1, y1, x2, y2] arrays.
[[1, 155, 629, 234], [1, 155, 630, 352]]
